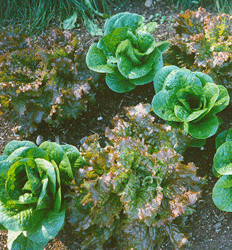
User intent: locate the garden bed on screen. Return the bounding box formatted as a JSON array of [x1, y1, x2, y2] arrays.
[[0, 0, 232, 249]]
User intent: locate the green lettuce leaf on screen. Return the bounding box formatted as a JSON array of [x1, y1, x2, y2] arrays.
[[39, 141, 73, 185], [106, 71, 136, 93], [153, 65, 179, 93], [108, 27, 137, 55], [26, 206, 65, 245], [3, 141, 37, 156], [213, 175, 232, 212], [174, 105, 207, 122], [104, 12, 144, 35], [187, 115, 219, 139], [8, 230, 47, 250], [7, 147, 49, 164], [208, 85, 230, 115], [117, 46, 155, 79], [214, 141, 232, 175], [116, 39, 141, 66], [215, 128, 232, 150], [137, 32, 155, 53], [152, 90, 183, 122], [86, 44, 115, 73], [0, 201, 47, 231], [61, 144, 86, 169], [153, 40, 171, 53], [193, 71, 214, 87], [163, 69, 202, 94], [130, 48, 163, 85]]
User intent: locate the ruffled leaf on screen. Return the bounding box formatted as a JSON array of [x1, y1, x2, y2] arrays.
[[66, 103, 204, 249]]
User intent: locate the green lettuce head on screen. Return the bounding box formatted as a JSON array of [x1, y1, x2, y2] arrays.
[[0, 140, 85, 250], [152, 65, 229, 140], [213, 128, 232, 212], [86, 12, 170, 93]]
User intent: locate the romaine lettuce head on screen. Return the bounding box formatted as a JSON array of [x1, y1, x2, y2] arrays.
[[213, 138, 232, 212], [86, 12, 170, 93], [0, 140, 85, 250], [152, 66, 229, 139]]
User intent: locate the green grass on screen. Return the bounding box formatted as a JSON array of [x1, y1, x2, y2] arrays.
[[170, 0, 232, 13], [0, 0, 121, 34]]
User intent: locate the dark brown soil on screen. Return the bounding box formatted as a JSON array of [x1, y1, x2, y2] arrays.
[[1, 1, 232, 249]]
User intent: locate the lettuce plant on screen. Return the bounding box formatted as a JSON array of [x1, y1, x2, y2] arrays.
[[66, 103, 205, 249], [0, 140, 85, 250], [0, 28, 96, 135], [86, 12, 170, 93], [164, 8, 232, 97], [152, 65, 229, 141], [106, 102, 192, 155], [212, 128, 232, 212]]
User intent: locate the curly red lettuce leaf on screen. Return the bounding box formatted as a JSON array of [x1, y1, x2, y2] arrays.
[[0, 28, 96, 135], [164, 8, 232, 97], [66, 104, 205, 249]]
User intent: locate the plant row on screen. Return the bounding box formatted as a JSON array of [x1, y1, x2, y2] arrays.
[[0, 9, 231, 250]]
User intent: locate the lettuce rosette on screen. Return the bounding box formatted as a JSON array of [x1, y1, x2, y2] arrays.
[[86, 12, 170, 93], [0, 140, 85, 250], [152, 66, 229, 141], [65, 105, 205, 249], [212, 128, 232, 212]]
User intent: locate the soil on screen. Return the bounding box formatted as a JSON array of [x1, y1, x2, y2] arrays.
[[0, 0, 232, 249]]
